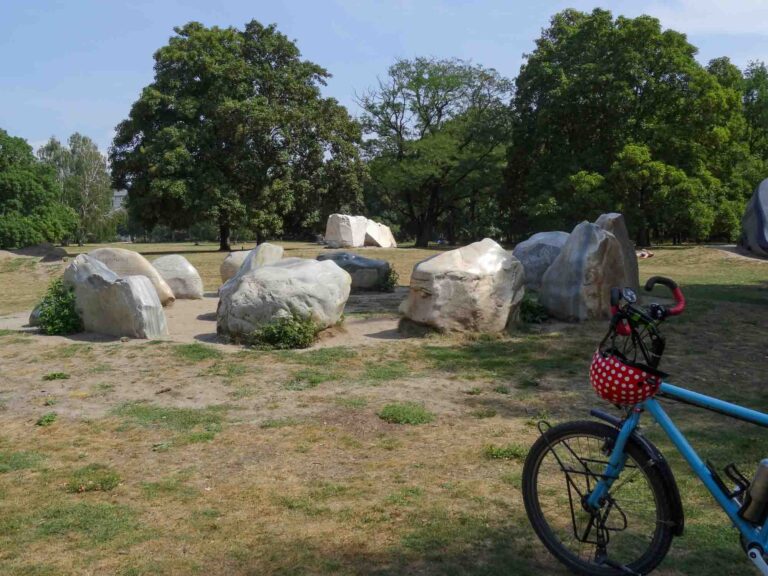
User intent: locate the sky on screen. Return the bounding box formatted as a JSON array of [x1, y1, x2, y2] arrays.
[[2, 0, 768, 154]]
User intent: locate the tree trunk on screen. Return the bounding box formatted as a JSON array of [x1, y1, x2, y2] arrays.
[[219, 218, 231, 252], [414, 219, 432, 248]]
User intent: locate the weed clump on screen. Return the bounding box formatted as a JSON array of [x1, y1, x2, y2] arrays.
[[37, 278, 82, 335], [66, 463, 121, 493], [483, 443, 527, 461], [36, 412, 57, 427], [42, 372, 70, 381], [378, 267, 399, 292], [378, 402, 434, 425]]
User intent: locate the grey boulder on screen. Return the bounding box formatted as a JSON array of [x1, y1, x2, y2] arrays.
[[219, 243, 284, 284], [512, 231, 570, 290], [317, 252, 391, 291], [539, 222, 626, 321], [88, 247, 175, 306], [62, 254, 168, 339], [152, 255, 204, 299], [741, 178, 768, 256], [595, 213, 639, 291], [399, 238, 525, 333], [217, 258, 351, 339]]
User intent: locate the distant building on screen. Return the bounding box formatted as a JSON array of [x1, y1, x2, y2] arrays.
[[112, 189, 127, 212]]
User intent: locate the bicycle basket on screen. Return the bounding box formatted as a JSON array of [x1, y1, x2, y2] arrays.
[[589, 314, 667, 405]]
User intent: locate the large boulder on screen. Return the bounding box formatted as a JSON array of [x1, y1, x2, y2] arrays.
[[88, 247, 175, 306], [399, 238, 525, 333], [217, 258, 351, 339], [325, 214, 368, 248], [152, 255, 204, 299], [595, 213, 639, 291], [741, 178, 768, 257], [62, 254, 168, 339], [316, 252, 391, 291], [219, 244, 283, 284], [364, 220, 397, 248], [512, 231, 570, 291], [539, 222, 626, 321]]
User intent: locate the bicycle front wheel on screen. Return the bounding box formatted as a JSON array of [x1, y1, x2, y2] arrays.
[[522, 420, 673, 576]]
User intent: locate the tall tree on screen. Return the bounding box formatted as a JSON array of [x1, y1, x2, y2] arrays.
[[0, 129, 77, 248], [360, 58, 512, 247], [38, 134, 113, 244], [505, 9, 753, 244], [110, 21, 365, 251]]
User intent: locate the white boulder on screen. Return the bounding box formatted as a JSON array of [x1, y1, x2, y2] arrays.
[[512, 231, 570, 291], [364, 220, 397, 248], [595, 213, 639, 291], [399, 238, 525, 333], [88, 247, 175, 306], [152, 255, 204, 299], [539, 222, 626, 321], [217, 258, 351, 339], [325, 214, 368, 248], [63, 254, 168, 339], [219, 243, 283, 284]]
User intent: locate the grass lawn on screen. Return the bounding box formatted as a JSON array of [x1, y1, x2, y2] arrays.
[[0, 243, 765, 574]]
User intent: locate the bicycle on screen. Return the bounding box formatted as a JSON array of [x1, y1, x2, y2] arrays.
[[522, 276, 768, 575]]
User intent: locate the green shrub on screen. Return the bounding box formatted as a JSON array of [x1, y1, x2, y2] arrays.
[[37, 279, 82, 335], [378, 267, 399, 292], [378, 402, 434, 425], [42, 372, 70, 381], [247, 316, 319, 350], [520, 293, 548, 324], [36, 412, 57, 427]]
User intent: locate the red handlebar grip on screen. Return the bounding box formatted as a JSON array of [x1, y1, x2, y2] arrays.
[[668, 287, 686, 316]]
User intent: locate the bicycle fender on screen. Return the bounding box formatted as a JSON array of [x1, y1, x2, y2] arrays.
[[590, 409, 685, 536]]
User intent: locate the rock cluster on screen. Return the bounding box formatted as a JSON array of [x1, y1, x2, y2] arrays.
[[399, 238, 524, 333], [325, 214, 396, 248], [63, 254, 168, 339]]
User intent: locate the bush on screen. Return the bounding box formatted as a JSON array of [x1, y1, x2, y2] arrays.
[[378, 266, 399, 292], [247, 316, 319, 350], [520, 292, 548, 324], [37, 279, 82, 335]]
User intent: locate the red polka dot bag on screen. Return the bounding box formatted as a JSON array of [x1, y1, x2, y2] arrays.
[[589, 349, 664, 405]]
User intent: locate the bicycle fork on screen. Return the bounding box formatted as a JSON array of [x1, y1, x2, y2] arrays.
[[586, 409, 641, 510]]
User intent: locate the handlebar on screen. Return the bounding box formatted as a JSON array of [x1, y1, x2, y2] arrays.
[[644, 276, 686, 317]]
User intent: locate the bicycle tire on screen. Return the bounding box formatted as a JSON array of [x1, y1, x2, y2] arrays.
[[522, 420, 674, 575]]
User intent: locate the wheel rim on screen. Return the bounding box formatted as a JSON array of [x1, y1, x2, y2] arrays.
[[531, 431, 664, 570]]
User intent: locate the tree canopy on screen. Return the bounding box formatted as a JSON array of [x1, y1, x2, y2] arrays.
[[360, 57, 512, 246], [503, 8, 767, 245], [110, 20, 366, 250], [0, 128, 77, 249], [38, 134, 114, 244]]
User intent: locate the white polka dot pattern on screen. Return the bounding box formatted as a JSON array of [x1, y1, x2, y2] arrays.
[[589, 350, 660, 405]]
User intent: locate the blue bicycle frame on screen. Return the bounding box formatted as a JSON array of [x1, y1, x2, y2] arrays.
[[587, 381, 768, 554]]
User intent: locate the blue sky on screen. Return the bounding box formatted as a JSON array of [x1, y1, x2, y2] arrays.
[[2, 0, 768, 154]]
